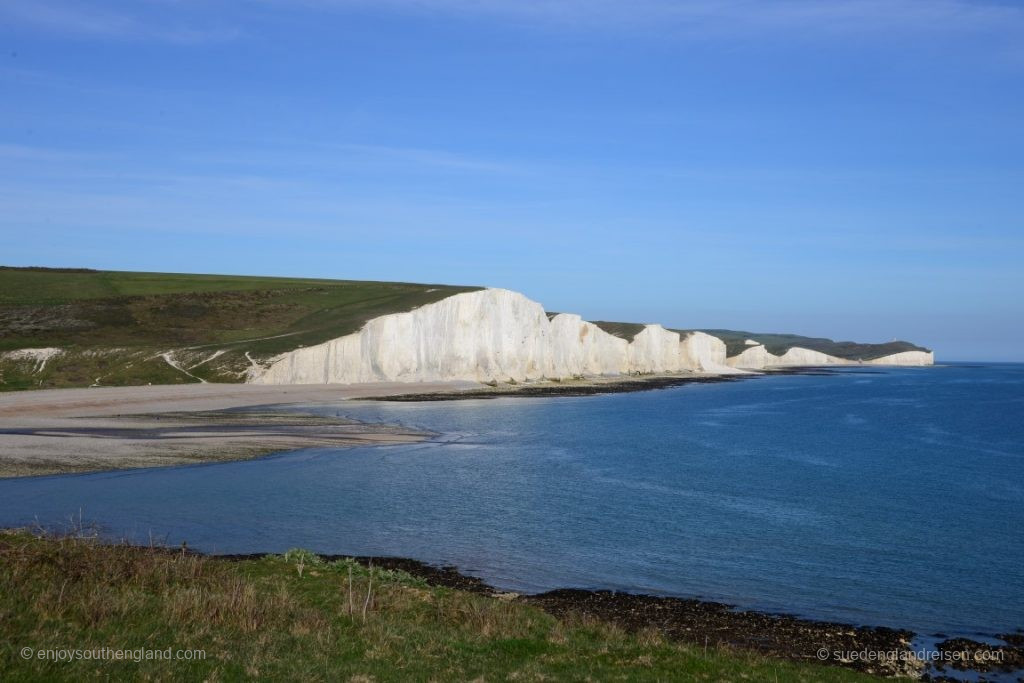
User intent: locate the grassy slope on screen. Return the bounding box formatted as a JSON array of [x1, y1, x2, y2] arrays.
[[0, 531, 872, 682], [0, 267, 479, 390]]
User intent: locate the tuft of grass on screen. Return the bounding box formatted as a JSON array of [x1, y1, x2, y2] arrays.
[[0, 530, 876, 681]]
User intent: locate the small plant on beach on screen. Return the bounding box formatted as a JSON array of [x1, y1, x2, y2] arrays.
[[283, 547, 323, 577]]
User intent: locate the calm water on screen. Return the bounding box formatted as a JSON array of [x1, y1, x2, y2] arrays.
[[2, 364, 1022, 637]]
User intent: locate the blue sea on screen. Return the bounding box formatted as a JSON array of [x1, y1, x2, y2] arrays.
[[1, 363, 1022, 638]]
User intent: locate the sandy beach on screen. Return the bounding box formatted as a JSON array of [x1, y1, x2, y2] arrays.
[[0, 371, 785, 478], [0, 382, 477, 478]]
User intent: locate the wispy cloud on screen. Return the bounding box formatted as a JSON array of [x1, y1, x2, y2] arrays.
[[8, 1, 1022, 45], [0, 143, 107, 163], [328, 143, 528, 174], [169, 138, 534, 177], [0, 1, 240, 43], [279, 0, 1024, 37]]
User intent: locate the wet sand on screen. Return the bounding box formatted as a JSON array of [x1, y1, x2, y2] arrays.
[[0, 382, 477, 478]]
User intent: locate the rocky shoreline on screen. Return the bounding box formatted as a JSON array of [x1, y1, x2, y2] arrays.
[[216, 551, 1022, 680]]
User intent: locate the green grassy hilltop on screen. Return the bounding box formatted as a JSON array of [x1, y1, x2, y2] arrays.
[[0, 266, 478, 390]]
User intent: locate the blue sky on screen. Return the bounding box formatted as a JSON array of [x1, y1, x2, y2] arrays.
[[1, 1, 1022, 360]]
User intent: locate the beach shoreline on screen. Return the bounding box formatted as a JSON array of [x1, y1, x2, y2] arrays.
[[0, 368, 861, 478], [0, 381, 479, 478], [0, 372, 767, 478]]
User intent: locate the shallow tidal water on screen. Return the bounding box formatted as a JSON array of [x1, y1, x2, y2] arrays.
[[1, 363, 1022, 638]]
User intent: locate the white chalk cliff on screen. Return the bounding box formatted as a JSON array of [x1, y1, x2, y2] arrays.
[[726, 344, 934, 370], [250, 288, 931, 385], [861, 350, 935, 366], [679, 331, 735, 374]]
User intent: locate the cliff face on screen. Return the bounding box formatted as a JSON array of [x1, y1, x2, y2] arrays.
[[726, 344, 780, 369], [679, 331, 736, 374], [547, 314, 631, 377], [254, 289, 548, 384], [252, 289, 740, 384], [251, 288, 933, 386], [629, 326, 684, 373], [862, 350, 935, 366], [726, 344, 935, 370]]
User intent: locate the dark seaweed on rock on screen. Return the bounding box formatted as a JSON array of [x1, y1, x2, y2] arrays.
[[523, 589, 922, 678], [373, 368, 839, 402], [935, 637, 1024, 673]]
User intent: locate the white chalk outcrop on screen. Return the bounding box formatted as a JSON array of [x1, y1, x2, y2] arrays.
[[255, 289, 550, 384], [0, 347, 63, 374], [726, 344, 779, 369], [546, 314, 629, 377], [250, 288, 933, 386], [863, 350, 935, 366], [252, 289, 733, 385], [726, 344, 934, 370], [775, 347, 842, 366], [679, 332, 742, 374], [629, 325, 684, 373]]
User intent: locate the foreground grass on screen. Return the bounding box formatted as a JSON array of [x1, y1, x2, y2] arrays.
[[0, 532, 876, 682]]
